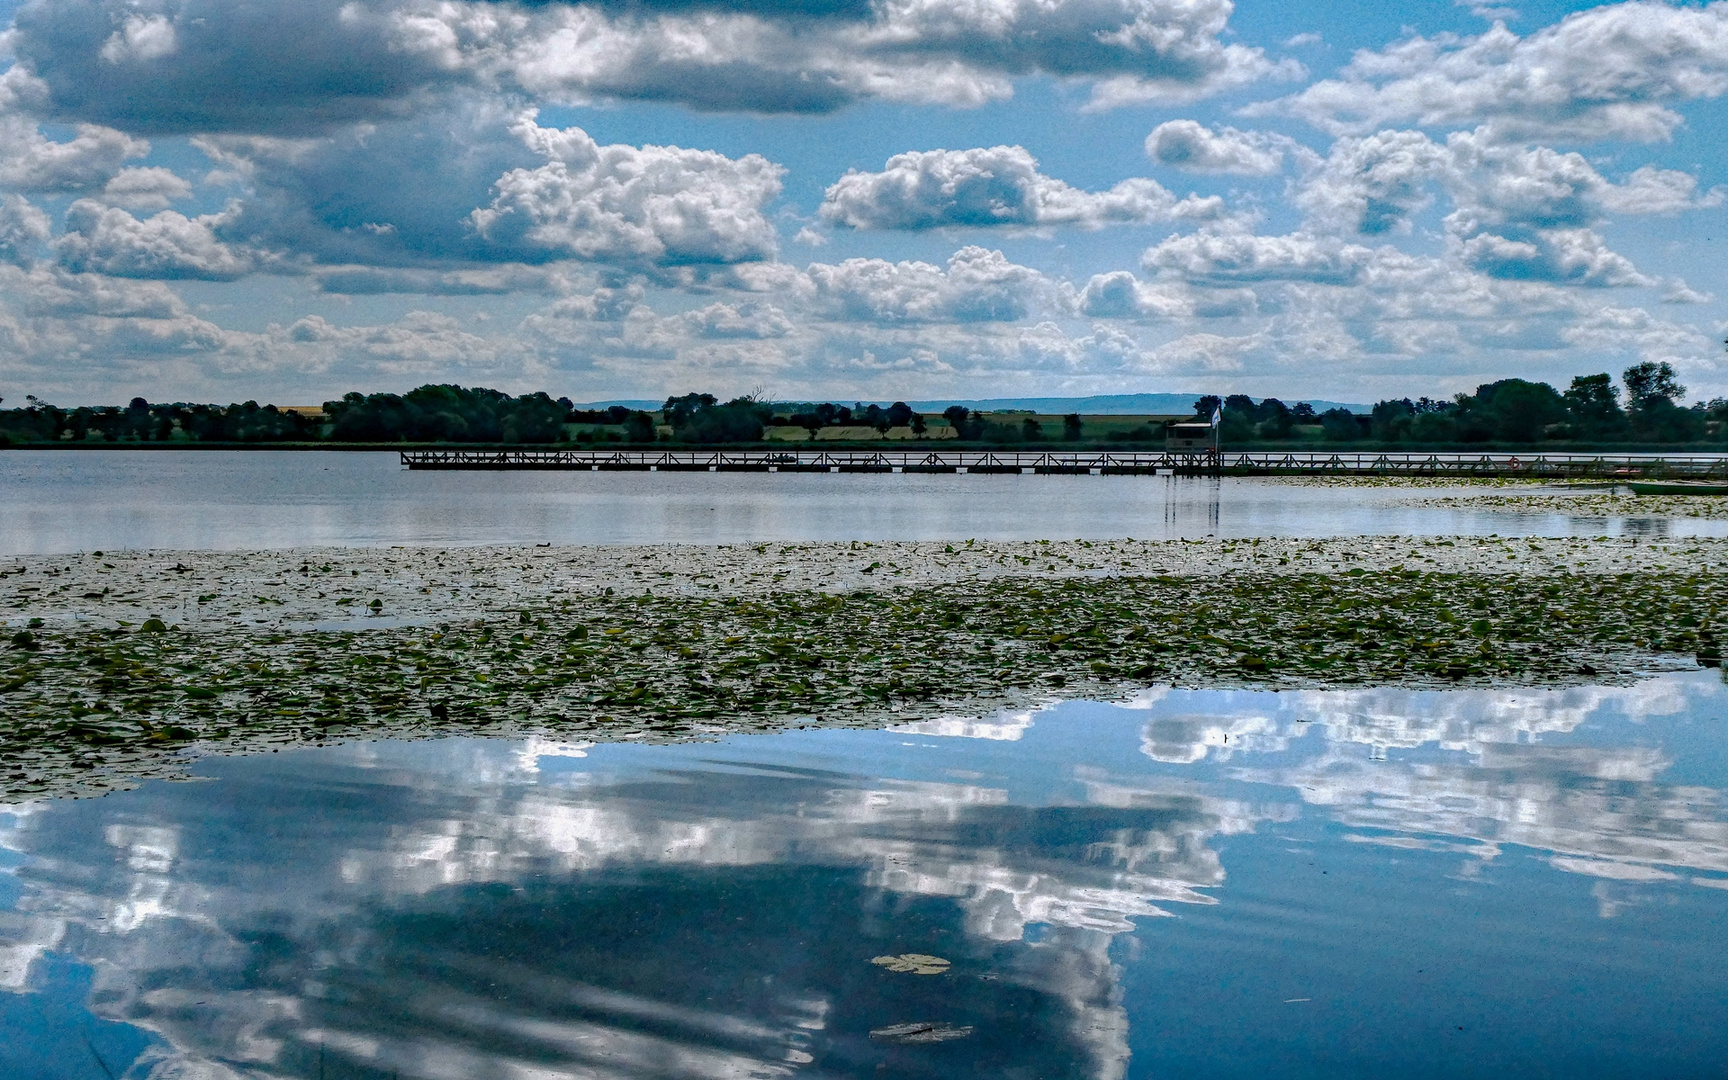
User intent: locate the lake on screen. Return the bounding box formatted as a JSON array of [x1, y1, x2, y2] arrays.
[[1, 449, 1724, 554], [5, 450, 1728, 1078], [4, 672, 1727, 1078]]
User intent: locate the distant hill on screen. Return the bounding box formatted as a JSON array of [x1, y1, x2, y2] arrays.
[[576, 393, 1368, 415], [573, 399, 665, 411], [911, 394, 1368, 416]]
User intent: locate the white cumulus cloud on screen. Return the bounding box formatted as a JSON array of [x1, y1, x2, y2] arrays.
[[680, 301, 796, 340], [1283, 126, 1721, 288], [0, 195, 52, 267], [470, 112, 784, 267], [1142, 229, 1375, 285], [99, 14, 179, 64], [820, 145, 1219, 230], [5, 0, 1289, 134], [0, 114, 147, 193], [1080, 270, 1257, 319], [55, 200, 258, 280], [799, 246, 1067, 322], [1295, 129, 1451, 235], [1258, 2, 1728, 142], [1457, 227, 1655, 287], [99, 167, 195, 212], [1144, 121, 1288, 175], [504, 0, 1290, 113]]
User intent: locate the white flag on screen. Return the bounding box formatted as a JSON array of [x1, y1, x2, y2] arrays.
[[1210, 406, 1222, 427]]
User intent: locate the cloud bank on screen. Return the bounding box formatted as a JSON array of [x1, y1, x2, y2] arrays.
[[0, 0, 1722, 404]]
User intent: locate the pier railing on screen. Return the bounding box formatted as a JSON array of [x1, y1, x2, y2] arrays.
[[400, 448, 1728, 478]]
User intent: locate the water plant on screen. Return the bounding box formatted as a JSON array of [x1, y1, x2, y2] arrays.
[[4, 568, 1723, 801]]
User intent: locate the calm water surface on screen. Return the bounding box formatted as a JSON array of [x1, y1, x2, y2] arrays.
[[2, 450, 1722, 553], [5, 673, 1728, 1078]]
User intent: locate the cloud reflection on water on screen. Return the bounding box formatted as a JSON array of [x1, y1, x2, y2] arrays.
[[0, 674, 1726, 1077], [1103, 681, 1728, 893], [3, 757, 1263, 1077]]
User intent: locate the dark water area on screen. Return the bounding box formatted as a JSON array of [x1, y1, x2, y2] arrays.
[[2, 449, 1723, 554], [5, 673, 1728, 1078]]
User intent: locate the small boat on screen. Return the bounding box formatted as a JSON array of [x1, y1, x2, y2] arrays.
[[1626, 480, 1728, 496]]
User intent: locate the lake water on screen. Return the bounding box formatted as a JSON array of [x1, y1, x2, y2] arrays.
[[4, 672, 1728, 1079], [2, 449, 1724, 553], [7, 451, 1728, 1077]]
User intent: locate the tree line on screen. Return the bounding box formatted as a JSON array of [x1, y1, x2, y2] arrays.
[[1205, 362, 1724, 446], [2, 363, 1725, 448]]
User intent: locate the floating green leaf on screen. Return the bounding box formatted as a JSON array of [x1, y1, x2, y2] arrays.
[[871, 954, 951, 975]]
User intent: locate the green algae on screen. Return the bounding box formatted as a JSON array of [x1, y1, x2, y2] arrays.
[[3, 569, 1725, 801]]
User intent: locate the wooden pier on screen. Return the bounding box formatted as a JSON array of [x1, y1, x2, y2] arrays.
[[401, 448, 1728, 479]]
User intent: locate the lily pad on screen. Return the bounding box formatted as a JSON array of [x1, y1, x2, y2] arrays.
[[871, 954, 951, 975]]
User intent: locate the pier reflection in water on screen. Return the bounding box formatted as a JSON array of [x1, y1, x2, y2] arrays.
[[4, 450, 1728, 553], [4, 674, 1728, 1078]]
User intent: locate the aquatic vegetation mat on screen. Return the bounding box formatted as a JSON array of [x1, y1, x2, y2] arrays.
[[2, 535, 1718, 634], [1415, 491, 1728, 520], [4, 566, 1724, 801]]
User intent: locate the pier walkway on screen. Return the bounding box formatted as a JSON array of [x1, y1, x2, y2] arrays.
[[401, 448, 1728, 478]]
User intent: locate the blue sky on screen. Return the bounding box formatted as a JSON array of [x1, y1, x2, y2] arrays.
[[0, 0, 1725, 406]]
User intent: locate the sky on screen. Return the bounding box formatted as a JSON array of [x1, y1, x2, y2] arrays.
[[0, 0, 1726, 407]]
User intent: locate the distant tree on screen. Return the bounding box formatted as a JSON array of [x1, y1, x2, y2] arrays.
[[1022, 416, 1044, 441], [942, 405, 981, 440], [1623, 363, 1700, 442], [886, 401, 915, 428], [1409, 409, 1458, 443], [320, 384, 565, 443], [1466, 379, 1565, 443], [1319, 407, 1363, 441], [1561, 373, 1625, 439], [1192, 395, 1222, 421], [1623, 362, 1684, 411], [1700, 398, 1728, 443], [1290, 402, 1317, 422], [1062, 412, 1083, 441], [121, 397, 154, 441], [910, 413, 927, 436], [1370, 398, 1416, 442], [1256, 399, 1293, 439], [662, 393, 770, 443], [499, 392, 567, 442], [1216, 410, 1254, 444], [1633, 399, 1704, 442], [792, 410, 823, 439], [662, 393, 719, 429], [568, 404, 637, 424], [624, 411, 656, 443]]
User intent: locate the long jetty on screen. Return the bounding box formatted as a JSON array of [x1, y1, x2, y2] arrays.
[[401, 448, 1728, 478]]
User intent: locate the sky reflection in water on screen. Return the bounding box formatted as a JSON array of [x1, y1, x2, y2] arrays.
[[4, 673, 1728, 1079]]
